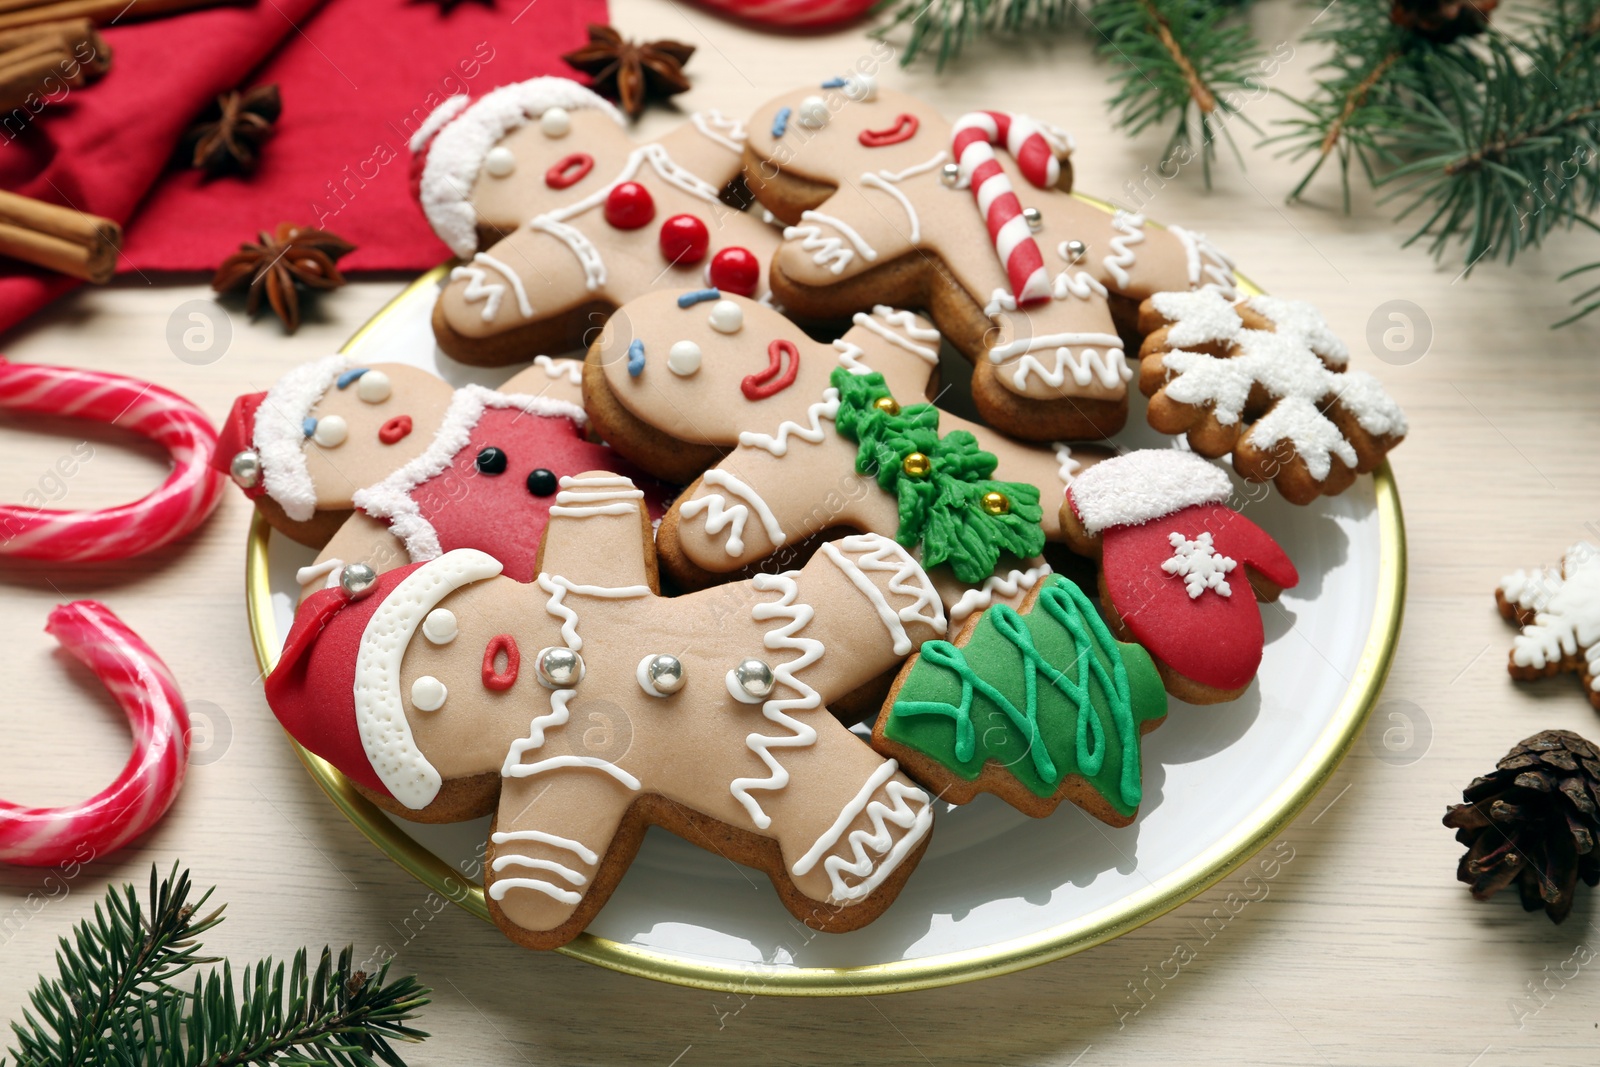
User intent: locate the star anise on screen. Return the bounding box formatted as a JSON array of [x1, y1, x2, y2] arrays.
[[184, 84, 282, 177], [211, 223, 355, 334], [562, 24, 693, 120]]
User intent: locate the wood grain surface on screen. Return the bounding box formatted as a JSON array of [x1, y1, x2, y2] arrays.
[[3, 1, 1599, 1063]]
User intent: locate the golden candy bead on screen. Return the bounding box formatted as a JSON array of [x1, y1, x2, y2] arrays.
[[981, 491, 1011, 515], [873, 396, 901, 416], [902, 452, 932, 478]]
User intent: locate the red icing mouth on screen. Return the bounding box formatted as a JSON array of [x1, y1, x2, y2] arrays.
[[482, 634, 520, 691], [379, 415, 414, 444]]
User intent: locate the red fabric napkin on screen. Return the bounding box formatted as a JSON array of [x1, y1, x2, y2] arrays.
[[0, 0, 606, 335]]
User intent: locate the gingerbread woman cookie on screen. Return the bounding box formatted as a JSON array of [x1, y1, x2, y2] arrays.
[[875, 572, 1168, 824], [585, 289, 1110, 631], [265, 472, 946, 948], [412, 77, 784, 366], [1498, 543, 1600, 709], [739, 77, 1235, 441], [1136, 287, 1407, 504], [1059, 449, 1300, 704]]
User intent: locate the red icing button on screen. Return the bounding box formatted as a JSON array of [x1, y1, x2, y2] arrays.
[[709, 246, 760, 297], [545, 153, 594, 190], [858, 113, 920, 148], [659, 214, 710, 265], [378, 414, 413, 445], [482, 634, 520, 691], [604, 181, 655, 229]]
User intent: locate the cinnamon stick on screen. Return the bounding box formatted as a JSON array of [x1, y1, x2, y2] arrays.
[[0, 189, 119, 281], [0, 20, 111, 75], [0, 0, 225, 31], [0, 48, 80, 108]]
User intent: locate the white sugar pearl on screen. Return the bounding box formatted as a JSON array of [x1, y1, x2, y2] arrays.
[[355, 369, 391, 404], [411, 675, 447, 712], [797, 96, 830, 129], [668, 340, 702, 376], [540, 107, 572, 138], [422, 608, 457, 645], [842, 74, 877, 102], [312, 415, 347, 448], [708, 299, 743, 335], [484, 146, 516, 178]]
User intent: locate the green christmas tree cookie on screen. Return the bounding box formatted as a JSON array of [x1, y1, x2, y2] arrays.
[[874, 573, 1168, 825]]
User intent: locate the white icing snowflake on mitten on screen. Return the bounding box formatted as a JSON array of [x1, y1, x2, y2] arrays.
[[1498, 542, 1600, 707], [1161, 531, 1236, 599], [1138, 286, 1407, 504]]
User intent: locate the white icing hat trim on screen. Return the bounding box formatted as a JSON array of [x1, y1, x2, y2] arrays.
[[254, 353, 349, 523], [352, 384, 588, 563], [417, 77, 625, 258], [408, 94, 469, 153], [1069, 449, 1233, 533], [354, 548, 504, 809]]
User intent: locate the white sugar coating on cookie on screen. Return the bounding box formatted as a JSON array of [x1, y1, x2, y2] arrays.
[[1149, 287, 1242, 350], [416, 77, 625, 258], [1248, 396, 1358, 480], [1328, 370, 1410, 437], [1246, 295, 1349, 366], [1502, 544, 1600, 683], [253, 352, 349, 523], [1069, 449, 1232, 533]]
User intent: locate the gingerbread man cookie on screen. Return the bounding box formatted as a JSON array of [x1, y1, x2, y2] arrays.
[[1498, 543, 1600, 709], [876, 573, 1168, 824], [739, 77, 1235, 441], [1136, 287, 1407, 504], [265, 473, 946, 948], [413, 77, 784, 366], [1059, 450, 1299, 704], [585, 289, 1110, 632]]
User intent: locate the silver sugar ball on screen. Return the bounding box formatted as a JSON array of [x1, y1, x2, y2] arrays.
[[1022, 207, 1042, 233], [537, 646, 585, 688], [647, 654, 685, 694], [229, 449, 261, 489], [341, 562, 378, 600], [939, 162, 961, 187], [734, 658, 776, 700], [1064, 239, 1088, 262]]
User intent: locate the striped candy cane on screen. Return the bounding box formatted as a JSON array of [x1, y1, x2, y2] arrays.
[[0, 359, 224, 561], [0, 602, 191, 866], [951, 111, 1063, 307]]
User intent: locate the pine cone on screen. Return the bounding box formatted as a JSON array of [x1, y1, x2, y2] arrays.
[[1443, 730, 1600, 923], [1390, 0, 1497, 42]]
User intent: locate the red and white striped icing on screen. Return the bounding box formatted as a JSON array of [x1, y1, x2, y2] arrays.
[[951, 111, 1061, 307]]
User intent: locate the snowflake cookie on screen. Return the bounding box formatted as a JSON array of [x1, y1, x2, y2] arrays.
[[1498, 543, 1600, 709], [1136, 287, 1407, 505]]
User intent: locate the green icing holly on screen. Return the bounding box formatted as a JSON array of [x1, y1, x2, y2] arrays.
[[831, 368, 1045, 584], [885, 574, 1167, 816]]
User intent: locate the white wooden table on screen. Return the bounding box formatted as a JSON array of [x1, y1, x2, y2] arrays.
[[3, 1, 1600, 1062]]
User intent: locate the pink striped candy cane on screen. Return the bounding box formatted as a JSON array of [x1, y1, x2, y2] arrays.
[[951, 111, 1063, 307], [0, 359, 224, 561], [685, 0, 875, 29], [0, 602, 191, 866]]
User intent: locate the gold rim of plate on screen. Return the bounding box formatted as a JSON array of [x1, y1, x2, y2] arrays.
[[245, 216, 1407, 997]]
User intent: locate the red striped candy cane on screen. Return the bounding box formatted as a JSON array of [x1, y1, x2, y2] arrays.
[[0, 359, 224, 561], [0, 602, 191, 866], [951, 111, 1063, 307]]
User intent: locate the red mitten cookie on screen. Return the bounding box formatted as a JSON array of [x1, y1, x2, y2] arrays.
[[1060, 450, 1299, 704], [1497, 543, 1600, 708], [265, 473, 946, 948], [413, 77, 782, 366], [740, 78, 1235, 441]]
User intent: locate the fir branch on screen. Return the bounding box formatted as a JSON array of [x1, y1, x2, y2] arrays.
[[873, 0, 1078, 71], [3, 867, 430, 1067]]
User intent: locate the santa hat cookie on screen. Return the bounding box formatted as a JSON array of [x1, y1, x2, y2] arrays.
[[1060, 449, 1299, 704]]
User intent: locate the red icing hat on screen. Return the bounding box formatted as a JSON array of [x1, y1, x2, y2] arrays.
[[264, 549, 505, 809], [214, 391, 267, 496]]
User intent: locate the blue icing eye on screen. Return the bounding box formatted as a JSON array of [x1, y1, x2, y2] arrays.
[[627, 339, 645, 378], [336, 368, 370, 389], [676, 288, 720, 308], [302, 417, 317, 437]]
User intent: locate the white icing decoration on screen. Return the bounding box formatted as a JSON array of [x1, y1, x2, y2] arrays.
[[859, 174, 919, 244], [689, 109, 747, 153], [351, 386, 588, 563], [535, 570, 651, 651], [1168, 224, 1238, 298], [487, 853, 586, 904], [353, 549, 503, 809], [790, 758, 933, 903], [817, 534, 946, 655], [946, 564, 1051, 634], [1161, 532, 1236, 598], [1052, 262, 1108, 302], [783, 210, 876, 274], [853, 305, 939, 364], [727, 570, 824, 830], [1103, 211, 1146, 289], [311, 415, 347, 448], [253, 353, 348, 523], [1069, 449, 1232, 533], [410, 675, 447, 712], [539, 106, 571, 138], [797, 95, 829, 128], [679, 470, 786, 556], [450, 252, 534, 322], [986, 331, 1130, 391], [295, 556, 344, 591], [491, 828, 599, 865], [528, 215, 606, 291], [668, 340, 702, 376], [417, 77, 625, 258], [1149, 287, 1242, 349], [422, 608, 457, 645], [407, 94, 469, 153], [1501, 544, 1600, 689], [484, 146, 516, 178], [1053, 443, 1079, 484], [355, 370, 391, 404], [505, 751, 642, 791], [491, 853, 585, 884], [1246, 294, 1350, 366], [533, 354, 583, 386], [708, 300, 743, 334], [832, 339, 872, 375], [738, 388, 839, 457], [547, 473, 645, 519]]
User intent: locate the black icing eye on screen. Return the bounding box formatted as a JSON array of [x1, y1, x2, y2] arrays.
[[476, 447, 508, 475], [526, 468, 557, 496]]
